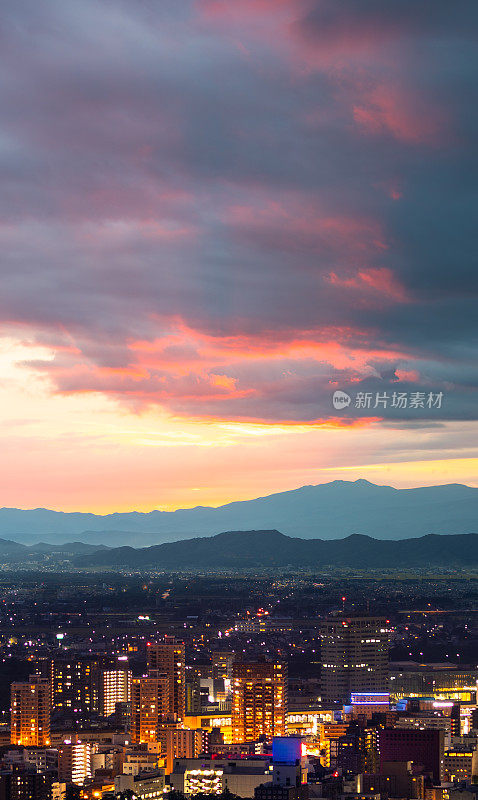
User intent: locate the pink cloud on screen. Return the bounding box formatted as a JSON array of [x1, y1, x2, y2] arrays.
[[226, 195, 387, 259], [327, 267, 410, 303], [21, 316, 416, 423], [353, 83, 443, 143]]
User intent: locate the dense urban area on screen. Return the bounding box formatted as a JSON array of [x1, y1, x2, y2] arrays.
[[0, 572, 476, 800]]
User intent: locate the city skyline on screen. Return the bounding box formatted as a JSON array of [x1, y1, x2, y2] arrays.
[[0, 574, 476, 799]]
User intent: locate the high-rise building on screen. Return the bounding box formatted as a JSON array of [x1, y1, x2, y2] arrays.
[[58, 741, 92, 785], [130, 671, 170, 744], [232, 662, 287, 743], [11, 676, 51, 747], [147, 638, 186, 720], [320, 616, 391, 705], [100, 668, 132, 717], [157, 725, 203, 774], [49, 655, 128, 716]]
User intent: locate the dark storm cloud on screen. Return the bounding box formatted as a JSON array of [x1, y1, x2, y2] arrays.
[[0, 0, 477, 421], [297, 0, 478, 44]]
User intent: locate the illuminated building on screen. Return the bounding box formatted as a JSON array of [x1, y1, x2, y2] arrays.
[[327, 724, 380, 774], [147, 638, 186, 720], [130, 672, 170, 744], [11, 676, 51, 747], [285, 709, 334, 737], [170, 757, 274, 797], [253, 738, 308, 800], [443, 748, 478, 782], [92, 747, 126, 775], [272, 737, 308, 786], [212, 652, 235, 690], [100, 669, 132, 716], [348, 692, 390, 719], [320, 617, 391, 704], [122, 748, 162, 776], [114, 770, 165, 800], [389, 663, 478, 702], [58, 741, 92, 785], [184, 768, 223, 796], [318, 724, 349, 768], [158, 727, 204, 774], [48, 656, 129, 715], [424, 788, 452, 800], [232, 662, 287, 742], [363, 726, 380, 773]]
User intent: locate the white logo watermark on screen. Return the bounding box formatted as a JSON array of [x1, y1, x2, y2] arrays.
[[332, 390, 351, 410]]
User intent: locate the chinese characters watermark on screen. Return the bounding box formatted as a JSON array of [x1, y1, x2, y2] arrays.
[[332, 390, 443, 411]]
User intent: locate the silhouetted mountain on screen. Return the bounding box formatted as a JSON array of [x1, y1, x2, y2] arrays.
[[0, 538, 108, 563], [1, 480, 477, 545], [74, 530, 478, 570], [28, 541, 108, 553], [0, 538, 27, 555]]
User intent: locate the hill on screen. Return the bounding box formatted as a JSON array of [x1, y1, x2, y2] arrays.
[[74, 530, 478, 570], [0, 538, 108, 564], [1, 480, 478, 545]]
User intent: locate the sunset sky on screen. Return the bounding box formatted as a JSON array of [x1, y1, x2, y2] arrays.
[[1, 0, 477, 512]]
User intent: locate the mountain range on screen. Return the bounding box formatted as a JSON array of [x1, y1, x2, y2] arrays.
[[1, 479, 477, 546], [73, 530, 478, 570], [0, 539, 107, 564]]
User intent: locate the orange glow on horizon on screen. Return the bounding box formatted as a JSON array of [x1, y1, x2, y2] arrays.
[[1, 335, 477, 514]]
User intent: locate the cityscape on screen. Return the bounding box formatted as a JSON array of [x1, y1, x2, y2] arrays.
[[0, 569, 476, 800], [0, 2, 477, 800]]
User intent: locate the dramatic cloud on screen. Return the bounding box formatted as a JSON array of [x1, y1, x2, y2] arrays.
[[1, 0, 477, 436]]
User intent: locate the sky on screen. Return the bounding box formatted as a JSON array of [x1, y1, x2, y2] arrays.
[[1, 0, 477, 512]]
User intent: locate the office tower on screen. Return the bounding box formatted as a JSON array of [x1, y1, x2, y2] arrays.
[[147, 638, 186, 720], [379, 727, 445, 782], [58, 741, 92, 784], [232, 662, 287, 743], [320, 616, 391, 704], [50, 655, 124, 715], [130, 671, 170, 744], [11, 676, 51, 747], [100, 668, 132, 716]]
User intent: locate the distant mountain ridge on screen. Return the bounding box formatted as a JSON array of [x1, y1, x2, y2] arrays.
[[1, 479, 478, 546], [0, 538, 108, 564], [74, 530, 478, 570]]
